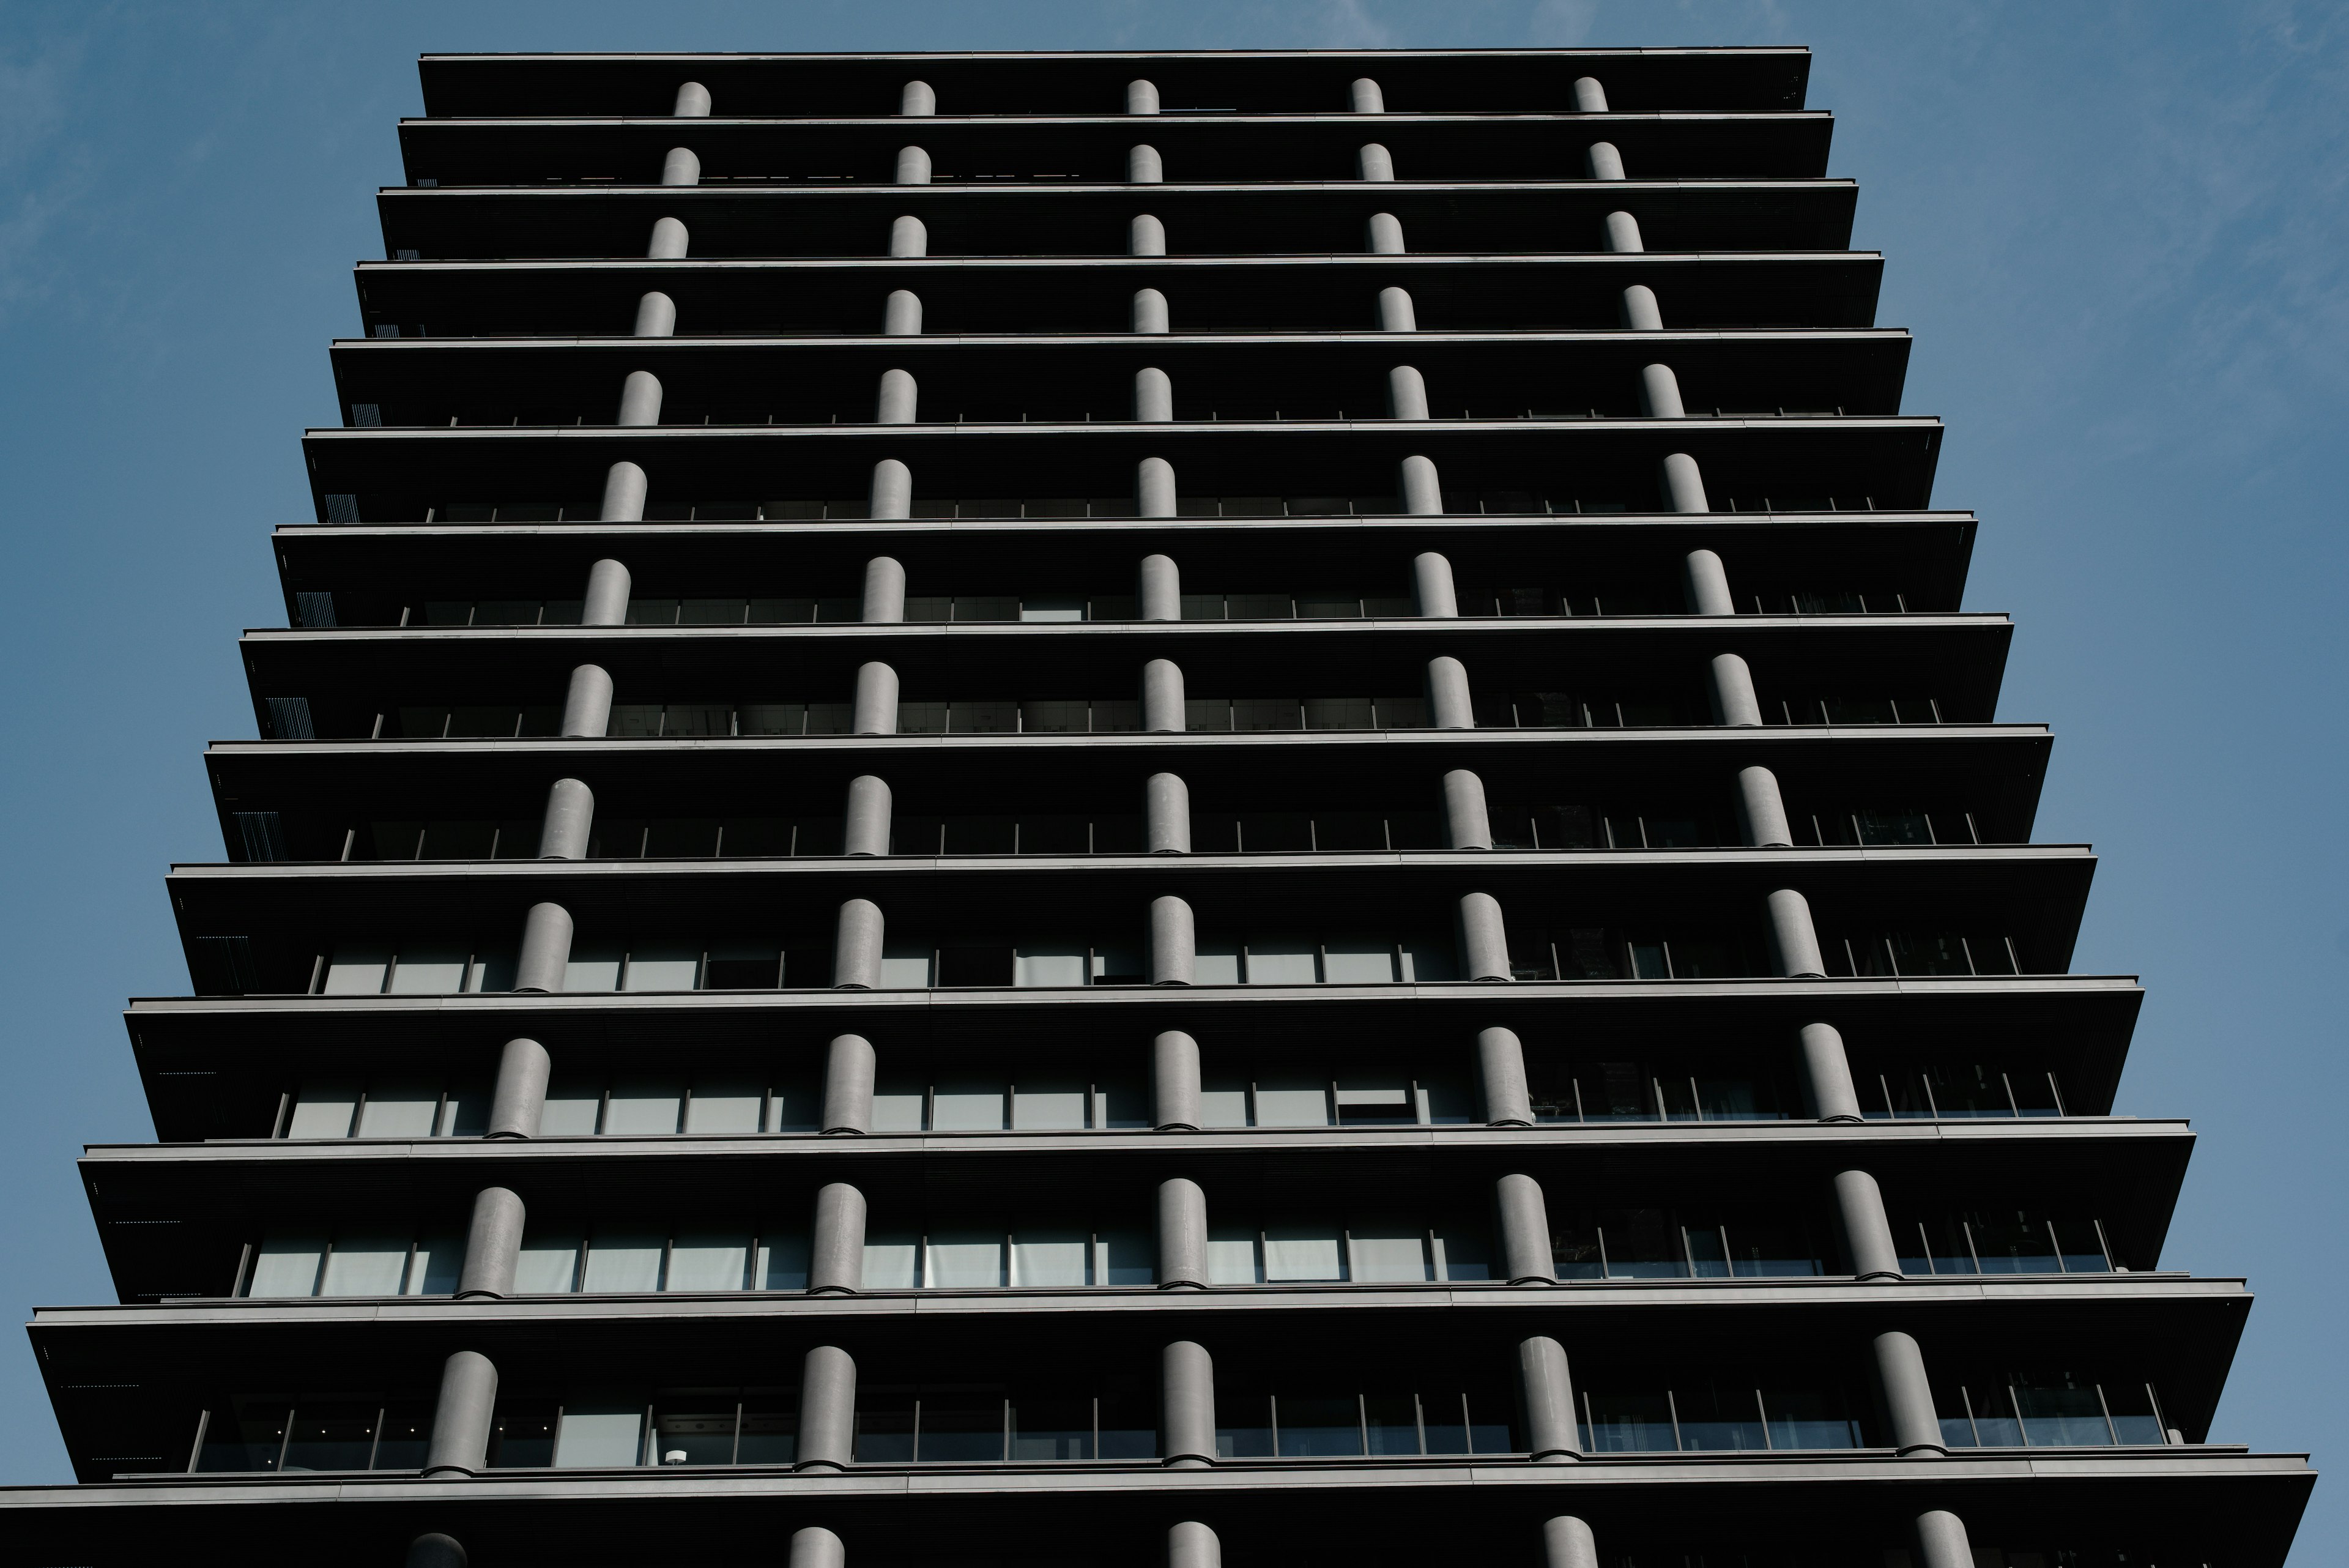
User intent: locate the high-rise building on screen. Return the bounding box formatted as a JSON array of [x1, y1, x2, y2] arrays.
[[7, 47, 2312, 1568]]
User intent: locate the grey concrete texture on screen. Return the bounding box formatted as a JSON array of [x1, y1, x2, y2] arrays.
[[809, 1181, 867, 1292], [1152, 1030, 1203, 1129], [1518, 1335, 1580, 1460], [456, 1186, 525, 1298], [672, 81, 711, 118], [1477, 1026, 1535, 1126], [486, 1037, 552, 1138], [822, 1034, 878, 1133], [536, 777, 595, 860], [1442, 768, 1493, 849], [511, 901, 575, 994], [423, 1350, 498, 1476]]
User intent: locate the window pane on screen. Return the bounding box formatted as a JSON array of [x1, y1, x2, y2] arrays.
[[197, 1402, 291, 1471], [1432, 1217, 1493, 1281], [288, 1082, 358, 1139], [322, 945, 391, 995], [703, 942, 781, 990], [1245, 941, 1319, 985], [1585, 1391, 1675, 1452], [871, 1080, 926, 1132], [2013, 1377, 2113, 1447], [1322, 938, 1398, 984], [683, 1079, 763, 1134], [2104, 1381, 2166, 1444], [1601, 1209, 1683, 1278], [407, 1231, 462, 1296], [282, 1403, 380, 1472], [554, 1403, 645, 1467], [248, 1233, 326, 1298], [1198, 1080, 1250, 1127], [1674, 1384, 1767, 1451], [1010, 1227, 1090, 1287], [318, 1234, 410, 1296], [1302, 697, 1373, 730], [1763, 1388, 1860, 1450], [916, 1391, 1006, 1462], [373, 1402, 432, 1469], [1364, 1394, 1421, 1454], [563, 946, 623, 992], [1253, 1079, 1330, 1126], [603, 1078, 683, 1135], [878, 943, 933, 987], [1099, 1228, 1155, 1286], [1009, 1392, 1093, 1459], [1012, 1080, 1087, 1129], [356, 1082, 439, 1137], [759, 1232, 811, 1291], [1275, 1392, 1362, 1456], [931, 1078, 1007, 1131], [1233, 697, 1302, 731], [539, 1079, 602, 1136], [486, 1403, 558, 1468], [582, 1228, 666, 1292], [1348, 1228, 1431, 1283], [666, 1230, 751, 1291], [737, 1398, 798, 1463], [1193, 942, 1242, 984], [863, 1230, 920, 1288], [623, 945, 701, 992], [926, 1230, 1007, 1287], [1208, 1227, 1261, 1284], [1397, 934, 1457, 981], [853, 1389, 916, 1462], [1263, 1224, 1345, 1282], [514, 1230, 581, 1293], [387, 946, 468, 994], [1014, 945, 1088, 987], [652, 1403, 737, 1465], [1970, 1212, 2060, 1274]]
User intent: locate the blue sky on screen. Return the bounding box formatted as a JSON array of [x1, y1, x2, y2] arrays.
[[0, 0, 2340, 1554]]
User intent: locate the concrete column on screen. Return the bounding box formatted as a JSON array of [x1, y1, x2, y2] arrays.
[[421, 1351, 497, 1476], [1133, 288, 1170, 333], [455, 1186, 525, 1298], [1129, 144, 1164, 183], [1130, 214, 1168, 256], [513, 902, 575, 994], [600, 461, 650, 521], [844, 776, 893, 857], [1160, 1341, 1217, 1466], [795, 1345, 857, 1470], [889, 215, 927, 258], [861, 557, 907, 623], [822, 1034, 878, 1133], [538, 777, 595, 859], [852, 662, 900, 735], [1151, 895, 1197, 986], [1585, 141, 1626, 180], [1709, 652, 1762, 727], [1442, 768, 1493, 849], [1619, 283, 1663, 330], [1387, 365, 1430, 419], [1357, 143, 1395, 181], [647, 217, 690, 259], [1427, 655, 1474, 729], [1412, 551, 1458, 617], [1661, 451, 1709, 512], [1168, 1522, 1222, 1568], [1349, 77, 1386, 113], [1139, 554, 1182, 621], [633, 291, 677, 337], [582, 558, 633, 627], [661, 147, 701, 187], [1544, 1516, 1600, 1568], [1157, 1176, 1209, 1287], [1639, 363, 1687, 418], [674, 81, 711, 117], [1518, 1336, 1580, 1460], [1683, 548, 1734, 615], [869, 458, 913, 519], [833, 898, 885, 988], [1469, 1028, 1533, 1128], [560, 663, 615, 738], [1146, 771, 1192, 852], [1798, 1021, 1866, 1122], [1765, 888, 1827, 978], [617, 370, 662, 426], [1835, 1169, 1904, 1281], [809, 1181, 868, 1293], [883, 289, 922, 335], [1737, 765, 1795, 848], [407, 1533, 467, 1568], [1400, 454, 1442, 513], [1126, 79, 1160, 115], [1153, 1030, 1203, 1128], [1458, 891, 1511, 981], [896, 146, 932, 185], [1496, 1173, 1556, 1282], [1367, 212, 1406, 254], [1378, 285, 1419, 332], [486, 1038, 552, 1139], [1912, 1510, 1975, 1568], [789, 1526, 847, 1568], [900, 80, 935, 116], [1135, 367, 1174, 422], [876, 368, 918, 424], [1142, 658, 1186, 731], [1138, 456, 1178, 518], [1602, 210, 1644, 253], [1873, 1330, 1947, 1455]]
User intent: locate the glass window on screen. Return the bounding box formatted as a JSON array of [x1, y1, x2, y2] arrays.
[[1198, 1076, 1249, 1127], [684, 1079, 762, 1134], [1014, 944, 1088, 987], [662, 1230, 751, 1292], [1253, 1078, 1331, 1126], [1275, 1391, 1362, 1456], [878, 943, 933, 988], [287, 1082, 358, 1139], [1674, 1384, 1767, 1451], [322, 945, 391, 996], [1010, 1227, 1090, 1287], [247, 1233, 325, 1297], [514, 1230, 582, 1293], [1763, 1388, 1861, 1449], [540, 1080, 602, 1136], [318, 1233, 410, 1297], [703, 942, 781, 990], [1584, 1391, 1675, 1452], [1245, 940, 1319, 985], [926, 1229, 1008, 1287], [931, 1077, 1008, 1131], [2013, 1375, 2114, 1447], [1322, 938, 1398, 984], [581, 1228, 666, 1293], [407, 1232, 462, 1296], [758, 1232, 811, 1291], [737, 1396, 798, 1462], [356, 1081, 439, 1137], [1208, 1225, 1263, 1284], [196, 1402, 291, 1471], [486, 1403, 558, 1467], [1969, 1211, 2061, 1274], [562, 945, 623, 992], [652, 1402, 737, 1465], [1193, 941, 1243, 984], [603, 1078, 683, 1135], [1012, 1079, 1087, 1129], [1263, 1224, 1345, 1282], [862, 1230, 921, 1288], [1348, 1225, 1432, 1283], [281, 1403, 379, 1472], [554, 1402, 645, 1467], [623, 944, 702, 992]]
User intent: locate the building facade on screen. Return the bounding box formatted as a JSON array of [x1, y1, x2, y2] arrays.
[[8, 47, 2313, 1568]]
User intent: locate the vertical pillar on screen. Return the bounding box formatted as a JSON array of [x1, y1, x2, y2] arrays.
[[1129, 144, 1164, 183], [1168, 1522, 1222, 1568], [1543, 1516, 1600, 1568], [537, 777, 595, 859], [1765, 888, 1827, 978], [1367, 212, 1406, 253], [1146, 772, 1192, 852], [561, 664, 615, 737], [1798, 1022, 1865, 1122], [844, 776, 893, 857], [1442, 768, 1493, 849], [869, 458, 913, 519], [1400, 454, 1441, 513], [1459, 891, 1510, 979], [1387, 365, 1430, 419], [1160, 1341, 1217, 1467], [1736, 765, 1795, 848], [1518, 1336, 1580, 1461], [1872, 1330, 1948, 1455], [1619, 284, 1664, 330], [600, 460, 650, 521], [1427, 655, 1474, 729], [822, 1034, 878, 1133], [1477, 1027, 1534, 1126], [1572, 76, 1608, 113], [833, 899, 885, 988], [673, 81, 711, 117], [1135, 367, 1174, 421], [895, 146, 932, 185], [889, 215, 928, 258], [1709, 652, 1762, 727], [647, 217, 690, 259], [421, 1351, 498, 1476], [1584, 141, 1626, 180], [633, 291, 677, 336], [1639, 363, 1687, 417], [883, 289, 922, 335], [1133, 288, 1171, 333], [795, 1346, 858, 1470], [1139, 554, 1182, 621], [1911, 1510, 1975, 1568], [617, 370, 662, 426], [1412, 551, 1458, 617], [660, 147, 701, 187], [1157, 1176, 1209, 1287], [1835, 1169, 1904, 1280], [861, 557, 907, 623], [1151, 895, 1197, 986], [852, 663, 900, 734], [1130, 214, 1168, 256], [1153, 1030, 1203, 1129], [486, 1038, 552, 1139], [455, 1187, 525, 1299], [1142, 658, 1186, 732], [1660, 451, 1709, 511], [1138, 456, 1178, 516], [582, 558, 633, 626], [407, 1533, 467, 1568], [789, 1527, 847, 1568], [1349, 77, 1386, 113], [900, 80, 935, 116], [1496, 1173, 1556, 1283], [1683, 548, 1734, 615], [809, 1181, 868, 1293], [513, 902, 575, 994], [1378, 286, 1419, 331], [1126, 79, 1160, 114], [1602, 210, 1644, 252], [875, 368, 918, 423], [1357, 143, 1395, 181]]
